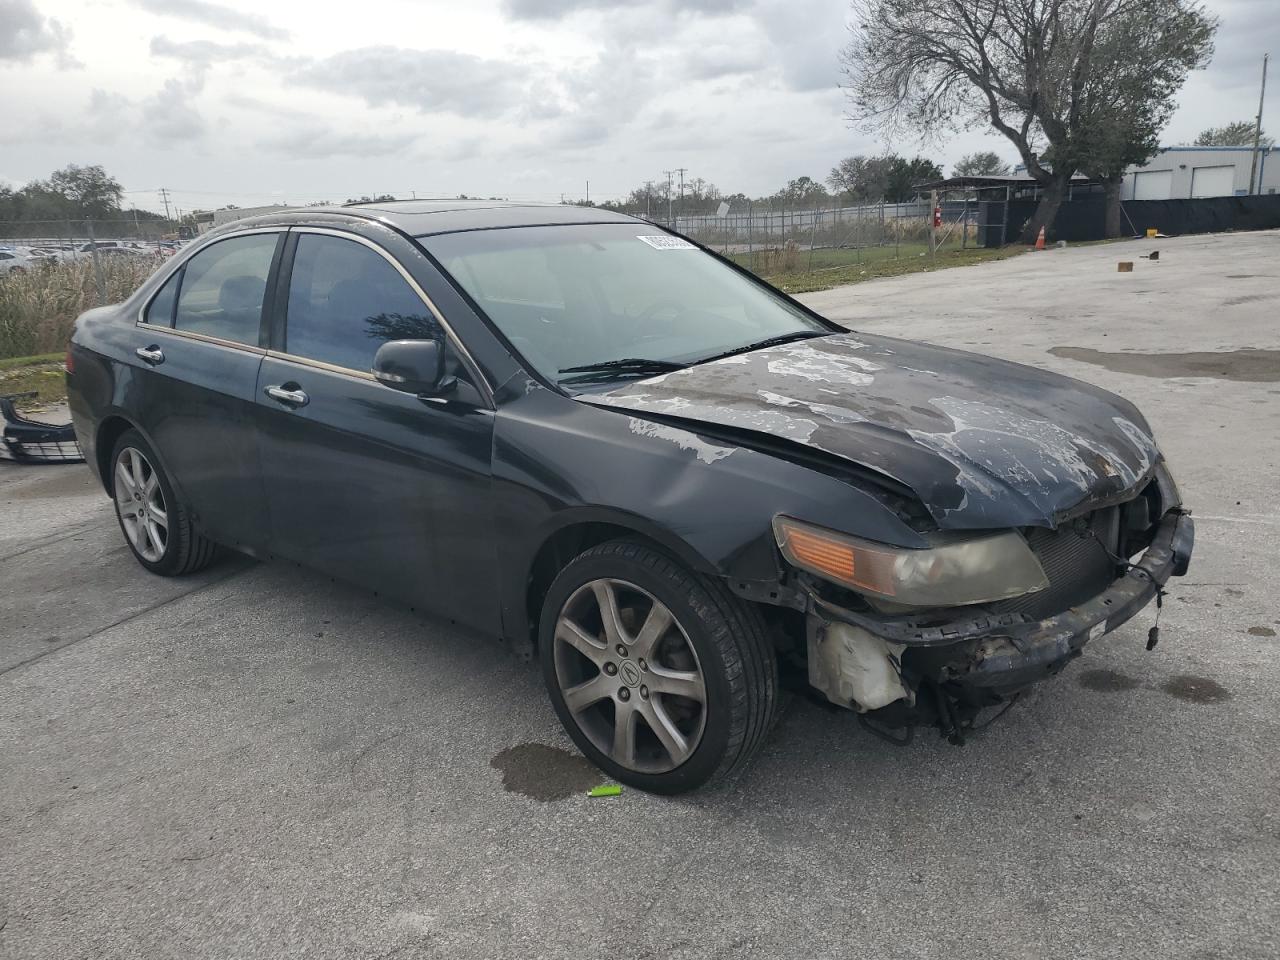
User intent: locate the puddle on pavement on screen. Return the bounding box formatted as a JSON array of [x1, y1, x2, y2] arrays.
[[1247, 626, 1276, 637], [1078, 668, 1141, 692], [490, 743, 601, 801], [1048, 346, 1280, 382], [1160, 674, 1232, 704]]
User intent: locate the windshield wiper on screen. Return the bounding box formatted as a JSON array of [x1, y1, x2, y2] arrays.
[[558, 357, 686, 385], [559, 358, 686, 374], [695, 331, 825, 365]]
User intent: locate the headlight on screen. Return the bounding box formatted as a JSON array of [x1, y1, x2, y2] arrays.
[[772, 516, 1048, 608]]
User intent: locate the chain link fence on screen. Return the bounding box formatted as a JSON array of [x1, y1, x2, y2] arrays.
[[647, 194, 1011, 279]]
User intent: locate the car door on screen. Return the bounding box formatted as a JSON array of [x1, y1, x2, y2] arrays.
[[129, 229, 282, 552], [253, 228, 499, 633]]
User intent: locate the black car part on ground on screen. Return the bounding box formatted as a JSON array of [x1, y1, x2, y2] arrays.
[[1, 393, 84, 464]]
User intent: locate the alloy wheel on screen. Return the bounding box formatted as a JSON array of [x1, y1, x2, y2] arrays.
[[114, 447, 168, 562], [552, 578, 707, 774]]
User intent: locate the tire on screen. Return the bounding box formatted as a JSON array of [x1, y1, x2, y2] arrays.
[[109, 429, 219, 576], [539, 539, 778, 794]]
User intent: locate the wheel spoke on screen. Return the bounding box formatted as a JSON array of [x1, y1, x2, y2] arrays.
[[115, 460, 137, 497], [641, 699, 691, 765], [556, 617, 608, 665], [121, 513, 142, 550], [648, 666, 706, 703], [145, 519, 166, 555], [612, 701, 637, 767], [148, 502, 167, 528], [592, 580, 628, 646], [562, 673, 612, 714], [129, 449, 147, 493], [631, 602, 673, 659], [143, 470, 159, 499]]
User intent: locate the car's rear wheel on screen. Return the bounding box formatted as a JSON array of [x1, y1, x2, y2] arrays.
[[539, 539, 777, 794], [110, 429, 218, 576]]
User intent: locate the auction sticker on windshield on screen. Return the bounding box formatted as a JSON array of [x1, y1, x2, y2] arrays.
[[637, 235, 697, 250]]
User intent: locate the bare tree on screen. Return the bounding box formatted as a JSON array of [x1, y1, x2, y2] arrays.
[[842, 0, 1215, 242]]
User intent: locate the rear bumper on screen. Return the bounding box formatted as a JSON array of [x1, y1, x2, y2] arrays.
[[810, 509, 1194, 695]]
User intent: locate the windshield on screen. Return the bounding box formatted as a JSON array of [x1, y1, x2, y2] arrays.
[[422, 223, 830, 388]]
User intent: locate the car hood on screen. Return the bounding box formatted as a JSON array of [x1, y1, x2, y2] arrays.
[[585, 332, 1162, 530]]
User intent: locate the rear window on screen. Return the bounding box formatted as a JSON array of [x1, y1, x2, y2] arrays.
[[172, 234, 279, 345]]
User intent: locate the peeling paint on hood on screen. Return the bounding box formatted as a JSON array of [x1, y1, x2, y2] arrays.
[[587, 333, 1161, 530]]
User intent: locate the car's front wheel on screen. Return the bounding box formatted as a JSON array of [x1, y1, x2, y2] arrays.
[[110, 429, 218, 576], [539, 539, 778, 794]]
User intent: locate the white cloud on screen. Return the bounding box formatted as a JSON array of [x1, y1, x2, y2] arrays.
[[0, 0, 76, 66], [0, 0, 1274, 210], [129, 0, 289, 41]]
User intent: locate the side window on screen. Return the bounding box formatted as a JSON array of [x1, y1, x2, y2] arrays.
[[143, 270, 181, 326], [285, 234, 440, 372], [174, 234, 278, 345]]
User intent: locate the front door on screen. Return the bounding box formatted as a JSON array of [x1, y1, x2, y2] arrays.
[[253, 229, 498, 633]]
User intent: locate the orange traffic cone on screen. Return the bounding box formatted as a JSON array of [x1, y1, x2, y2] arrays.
[[1034, 225, 1046, 251]]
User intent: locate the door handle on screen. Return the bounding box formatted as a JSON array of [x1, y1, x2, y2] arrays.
[[135, 345, 165, 365], [264, 385, 309, 408]]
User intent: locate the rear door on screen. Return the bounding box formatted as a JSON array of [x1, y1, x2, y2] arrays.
[[253, 228, 498, 632], [129, 229, 283, 552]]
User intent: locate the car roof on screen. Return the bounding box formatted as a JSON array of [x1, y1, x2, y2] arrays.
[[213, 199, 644, 238]]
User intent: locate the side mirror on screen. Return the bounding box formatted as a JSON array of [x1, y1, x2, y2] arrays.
[[372, 339, 456, 397]]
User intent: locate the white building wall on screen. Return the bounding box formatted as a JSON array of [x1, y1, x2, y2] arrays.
[[1123, 147, 1280, 200]]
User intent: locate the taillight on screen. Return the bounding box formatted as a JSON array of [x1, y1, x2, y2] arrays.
[[65, 346, 75, 374]]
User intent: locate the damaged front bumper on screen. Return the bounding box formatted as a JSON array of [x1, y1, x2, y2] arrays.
[[804, 509, 1194, 719]]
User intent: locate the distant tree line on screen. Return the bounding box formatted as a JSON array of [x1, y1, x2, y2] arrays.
[[0, 164, 166, 227]]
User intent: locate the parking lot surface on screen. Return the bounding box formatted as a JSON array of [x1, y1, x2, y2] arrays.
[[3, 230, 1278, 959]]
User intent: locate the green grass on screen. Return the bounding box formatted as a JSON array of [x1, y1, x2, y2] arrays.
[[739, 244, 1026, 294], [0, 355, 65, 409]]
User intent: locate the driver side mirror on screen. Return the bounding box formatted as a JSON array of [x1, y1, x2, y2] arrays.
[[372, 339, 456, 398]]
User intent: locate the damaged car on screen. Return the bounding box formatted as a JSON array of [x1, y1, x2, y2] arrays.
[[66, 201, 1193, 793]]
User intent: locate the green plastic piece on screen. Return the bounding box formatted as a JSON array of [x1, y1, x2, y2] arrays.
[[587, 784, 622, 797]]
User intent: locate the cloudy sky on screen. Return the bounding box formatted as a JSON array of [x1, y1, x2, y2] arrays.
[[2, 0, 1277, 214]]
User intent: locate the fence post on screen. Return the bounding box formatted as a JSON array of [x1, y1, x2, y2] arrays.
[[85, 218, 107, 303], [962, 196, 969, 249]]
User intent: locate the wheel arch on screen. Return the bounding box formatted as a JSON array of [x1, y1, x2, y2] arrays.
[[95, 413, 141, 496], [521, 511, 718, 651]]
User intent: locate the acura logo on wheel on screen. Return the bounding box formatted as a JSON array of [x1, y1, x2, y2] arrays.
[[618, 660, 642, 688]]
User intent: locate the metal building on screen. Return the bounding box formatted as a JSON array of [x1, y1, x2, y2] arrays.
[[1124, 146, 1278, 200]]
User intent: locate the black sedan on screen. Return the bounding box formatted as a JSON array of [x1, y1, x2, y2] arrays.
[[66, 201, 1193, 793]]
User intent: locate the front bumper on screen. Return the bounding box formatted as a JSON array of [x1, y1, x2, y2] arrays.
[[808, 509, 1194, 696]]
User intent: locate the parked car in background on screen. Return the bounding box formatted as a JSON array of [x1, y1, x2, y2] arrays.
[[0, 248, 55, 275], [65, 200, 1194, 793]]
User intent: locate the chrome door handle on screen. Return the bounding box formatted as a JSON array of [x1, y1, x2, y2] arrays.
[[135, 346, 164, 365], [264, 385, 309, 408]]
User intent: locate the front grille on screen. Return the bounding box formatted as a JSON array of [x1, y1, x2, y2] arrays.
[[993, 508, 1120, 619]]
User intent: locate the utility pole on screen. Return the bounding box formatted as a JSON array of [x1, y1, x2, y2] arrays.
[[1248, 53, 1269, 195], [159, 187, 172, 222], [644, 180, 654, 218], [663, 170, 674, 225], [675, 167, 688, 222]]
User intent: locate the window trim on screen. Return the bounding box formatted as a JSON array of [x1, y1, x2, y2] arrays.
[[134, 227, 284, 354], [269, 226, 493, 406]]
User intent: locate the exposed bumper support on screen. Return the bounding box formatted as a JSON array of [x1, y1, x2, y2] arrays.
[[805, 510, 1194, 708]]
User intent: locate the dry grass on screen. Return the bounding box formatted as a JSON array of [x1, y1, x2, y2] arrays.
[[0, 258, 157, 359]]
